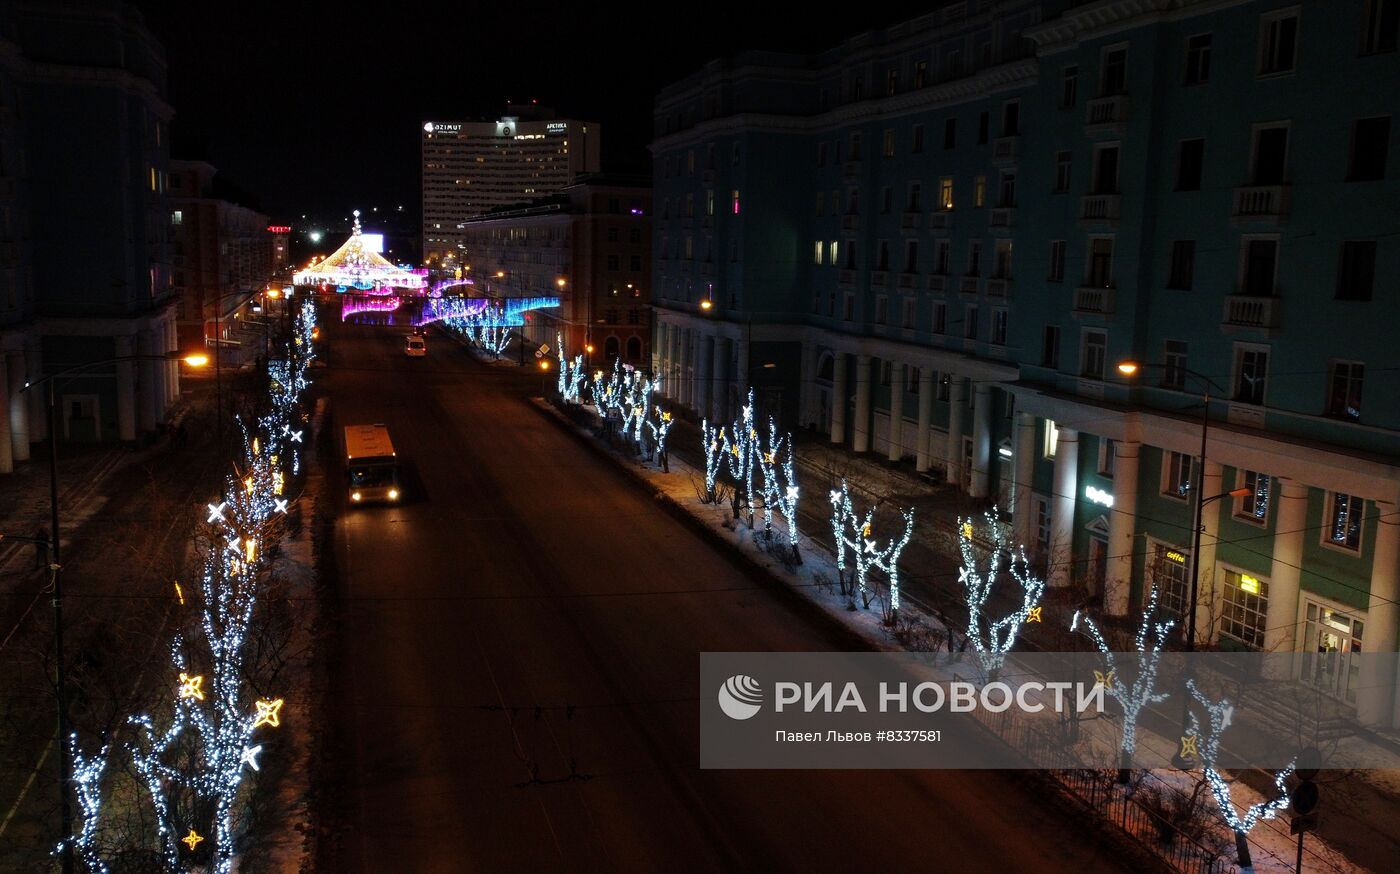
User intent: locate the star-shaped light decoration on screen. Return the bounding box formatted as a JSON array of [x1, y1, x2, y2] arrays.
[[1092, 669, 1115, 690], [786, 486, 800, 501], [243, 476, 255, 494], [206, 502, 227, 524], [253, 698, 285, 729], [181, 829, 204, 851], [251, 437, 260, 456], [289, 430, 304, 444], [1221, 704, 1235, 731], [829, 489, 842, 505], [241, 744, 264, 772], [178, 673, 205, 701], [1178, 734, 1199, 760], [864, 539, 878, 554], [274, 498, 289, 514], [1026, 606, 1043, 623]]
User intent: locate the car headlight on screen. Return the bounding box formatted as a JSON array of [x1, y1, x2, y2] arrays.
[[351, 492, 362, 501], [388, 489, 399, 500]]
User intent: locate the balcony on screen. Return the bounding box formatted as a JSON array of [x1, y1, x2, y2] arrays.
[[839, 269, 856, 287], [929, 210, 953, 230], [985, 278, 1011, 298], [700, 261, 714, 276], [897, 273, 917, 289], [1221, 295, 1280, 332], [989, 207, 1016, 229], [992, 136, 1019, 163], [1085, 94, 1130, 133], [927, 275, 947, 294], [844, 161, 861, 179], [1073, 286, 1115, 316], [842, 214, 860, 230], [871, 270, 889, 288], [901, 212, 921, 229], [1079, 193, 1121, 225], [1232, 185, 1291, 225], [959, 276, 981, 296]]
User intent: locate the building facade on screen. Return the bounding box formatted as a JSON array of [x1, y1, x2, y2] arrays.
[[652, 0, 1400, 725], [456, 177, 651, 363], [0, 0, 180, 471], [421, 107, 601, 263], [169, 160, 275, 354]]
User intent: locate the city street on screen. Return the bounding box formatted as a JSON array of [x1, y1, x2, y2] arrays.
[[316, 310, 1135, 872]]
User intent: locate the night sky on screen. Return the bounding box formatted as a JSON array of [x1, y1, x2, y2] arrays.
[[139, 1, 938, 223]]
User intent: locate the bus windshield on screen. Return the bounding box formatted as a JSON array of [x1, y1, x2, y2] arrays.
[[348, 463, 397, 487]]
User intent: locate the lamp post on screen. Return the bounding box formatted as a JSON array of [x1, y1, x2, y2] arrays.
[[20, 351, 208, 872]]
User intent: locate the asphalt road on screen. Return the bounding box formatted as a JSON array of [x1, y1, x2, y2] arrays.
[[317, 310, 1136, 873]]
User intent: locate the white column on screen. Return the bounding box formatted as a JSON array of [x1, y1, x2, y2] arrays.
[[915, 368, 933, 472], [1264, 478, 1309, 661], [711, 337, 729, 423], [667, 323, 680, 398], [678, 327, 692, 408], [969, 384, 992, 498], [1048, 427, 1079, 588], [945, 376, 966, 487], [830, 351, 847, 445], [0, 354, 12, 473], [116, 335, 137, 442], [887, 362, 905, 462], [1192, 460, 1224, 647], [652, 321, 665, 377], [1104, 441, 1140, 616], [137, 329, 158, 434], [853, 354, 872, 453], [1012, 412, 1036, 548], [166, 320, 179, 405], [697, 333, 714, 421], [1359, 503, 1400, 727], [7, 351, 29, 461]]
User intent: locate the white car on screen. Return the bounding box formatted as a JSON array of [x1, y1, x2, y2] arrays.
[[405, 335, 427, 357]]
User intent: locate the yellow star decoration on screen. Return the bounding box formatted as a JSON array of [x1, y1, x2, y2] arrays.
[[961, 521, 974, 539], [251, 438, 260, 456], [178, 673, 205, 701], [661, 411, 673, 422], [181, 829, 204, 851], [764, 452, 776, 464], [1093, 669, 1115, 690], [1179, 734, 1199, 760], [1026, 606, 1042, 623], [862, 523, 873, 538], [244, 475, 255, 494], [253, 697, 285, 729], [730, 445, 740, 457]]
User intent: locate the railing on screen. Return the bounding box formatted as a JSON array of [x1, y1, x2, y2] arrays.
[[993, 136, 1019, 162], [927, 275, 947, 294], [959, 276, 980, 295], [843, 161, 861, 179], [842, 214, 860, 230], [985, 278, 1010, 298], [897, 273, 917, 289], [1080, 194, 1122, 223], [901, 212, 922, 229], [871, 270, 889, 287], [1074, 286, 1115, 315], [839, 269, 855, 287], [990, 207, 1016, 228], [1222, 295, 1279, 329], [1085, 94, 1130, 129], [1232, 185, 1290, 222], [929, 211, 952, 230]]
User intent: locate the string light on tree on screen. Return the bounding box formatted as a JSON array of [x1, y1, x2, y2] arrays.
[[957, 509, 1044, 679], [701, 420, 727, 503], [827, 479, 914, 620], [758, 418, 803, 562]]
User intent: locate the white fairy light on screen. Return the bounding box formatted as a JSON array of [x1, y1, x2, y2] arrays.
[[958, 509, 1044, 678], [828, 479, 914, 617], [701, 420, 727, 502], [758, 418, 803, 560], [1073, 586, 1174, 762], [725, 389, 759, 528]]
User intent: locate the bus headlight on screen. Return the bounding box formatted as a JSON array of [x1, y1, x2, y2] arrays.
[[388, 489, 399, 500], [351, 491, 362, 502]]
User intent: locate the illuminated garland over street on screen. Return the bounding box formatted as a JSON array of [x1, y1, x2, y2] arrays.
[[1071, 586, 1174, 765], [63, 297, 317, 873], [958, 510, 1043, 678]]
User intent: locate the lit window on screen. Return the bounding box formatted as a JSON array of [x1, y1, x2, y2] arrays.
[[1326, 492, 1364, 551], [1221, 570, 1269, 649], [1043, 420, 1059, 458], [1150, 544, 1190, 621], [1236, 471, 1271, 522], [1163, 451, 1193, 499]]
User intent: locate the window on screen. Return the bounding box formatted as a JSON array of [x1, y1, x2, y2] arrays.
[[1362, 0, 1398, 53], [1258, 9, 1299, 76], [978, 111, 989, 145], [1242, 238, 1278, 296], [1251, 126, 1289, 184], [939, 178, 954, 210], [1061, 65, 1079, 108], [943, 118, 957, 150], [1236, 471, 1271, 523], [733, 143, 741, 165], [1164, 451, 1193, 499], [1002, 101, 1020, 136], [912, 124, 925, 154], [829, 240, 839, 265], [731, 189, 741, 215], [814, 241, 824, 265], [907, 182, 922, 212], [1034, 495, 1052, 555], [1337, 240, 1377, 300], [932, 301, 948, 334], [934, 240, 950, 275], [1168, 241, 1196, 290], [904, 240, 918, 273], [1048, 240, 1066, 282], [967, 240, 982, 276], [1184, 34, 1212, 84], [883, 128, 896, 157], [1163, 340, 1188, 390], [1043, 421, 1060, 458], [887, 69, 899, 96], [875, 296, 889, 325], [817, 142, 828, 166], [1054, 152, 1072, 192], [1151, 544, 1191, 621], [844, 240, 857, 269], [1326, 492, 1364, 550], [630, 254, 642, 271], [1327, 361, 1364, 420], [1093, 146, 1120, 194], [1221, 570, 1269, 649], [1080, 330, 1106, 380], [881, 187, 893, 214], [937, 372, 951, 402], [1098, 438, 1116, 477], [902, 298, 916, 329], [607, 254, 620, 271], [998, 171, 1016, 207], [907, 366, 920, 393], [915, 60, 929, 87], [1042, 325, 1060, 369], [1100, 47, 1127, 95], [990, 309, 1008, 346], [877, 240, 890, 271], [1233, 345, 1269, 405], [974, 176, 986, 208], [850, 132, 862, 160], [630, 227, 641, 243], [994, 239, 1013, 279], [843, 293, 855, 321], [1348, 117, 1390, 181], [1177, 139, 1204, 190], [815, 193, 825, 216], [1087, 237, 1114, 287], [964, 305, 978, 340], [171, 210, 183, 226], [608, 227, 620, 242]]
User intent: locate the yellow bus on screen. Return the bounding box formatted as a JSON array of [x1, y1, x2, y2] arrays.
[[344, 424, 400, 504]]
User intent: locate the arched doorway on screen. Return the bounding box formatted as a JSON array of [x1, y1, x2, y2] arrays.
[[605, 335, 620, 362], [626, 335, 642, 362]]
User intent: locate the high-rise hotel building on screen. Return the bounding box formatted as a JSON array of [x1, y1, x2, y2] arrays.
[[421, 110, 600, 262]]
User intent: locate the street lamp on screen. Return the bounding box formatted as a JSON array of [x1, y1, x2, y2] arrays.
[[20, 350, 207, 874]]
